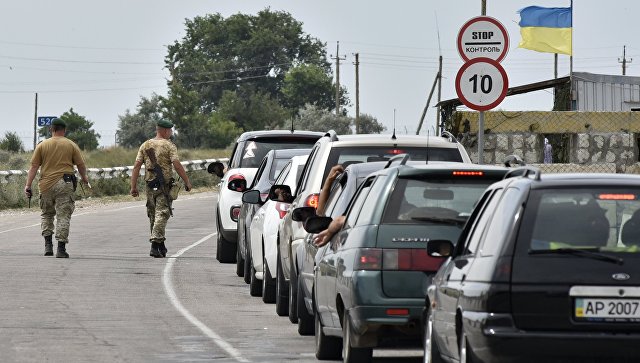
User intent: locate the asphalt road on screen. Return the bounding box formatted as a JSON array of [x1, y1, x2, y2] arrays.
[[0, 192, 421, 363]]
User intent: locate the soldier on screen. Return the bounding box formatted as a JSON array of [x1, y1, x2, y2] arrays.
[[129, 119, 192, 258], [24, 118, 90, 258]]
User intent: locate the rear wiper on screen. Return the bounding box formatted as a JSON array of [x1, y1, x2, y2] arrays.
[[529, 248, 624, 265], [410, 216, 466, 226]]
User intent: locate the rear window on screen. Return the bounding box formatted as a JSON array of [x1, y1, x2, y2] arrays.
[[323, 146, 462, 182], [269, 158, 291, 181], [526, 188, 640, 253], [239, 138, 317, 168]]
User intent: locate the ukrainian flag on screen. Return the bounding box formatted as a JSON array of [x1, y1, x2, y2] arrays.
[[518, 6, 572, 55]]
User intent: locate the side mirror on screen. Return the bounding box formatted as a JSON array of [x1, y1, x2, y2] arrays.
[[207, 161, 225, 178], [242, 190, 261, 204], [292, 206, 316, 222], [304, 216, 333, 233], [426, 239, 454, 258], [227, 178, 247, 192], [269, 184, 293, 203]]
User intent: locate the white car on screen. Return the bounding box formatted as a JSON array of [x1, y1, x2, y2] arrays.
[[245, 154, 309, 304], [208, 130, 322, 263]]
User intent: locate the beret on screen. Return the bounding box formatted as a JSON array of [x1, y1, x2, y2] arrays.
[[157, 119, 174, 128], [51, 118, 66, 127]]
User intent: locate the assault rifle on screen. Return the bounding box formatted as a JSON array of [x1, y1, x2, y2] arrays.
[[145, 148, 173, 216]]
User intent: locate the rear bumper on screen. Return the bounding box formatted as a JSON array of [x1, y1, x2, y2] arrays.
[[347, 304, 424, 348], [464, 311, 640, 362]]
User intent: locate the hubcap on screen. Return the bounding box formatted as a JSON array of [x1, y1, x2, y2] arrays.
[[424, 316, 433, 363]]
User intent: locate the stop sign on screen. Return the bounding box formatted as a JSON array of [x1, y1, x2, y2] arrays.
[[457, 16, 509, 63]]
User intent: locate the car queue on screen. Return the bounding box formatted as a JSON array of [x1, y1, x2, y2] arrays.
[[210, 129, 640, 363]]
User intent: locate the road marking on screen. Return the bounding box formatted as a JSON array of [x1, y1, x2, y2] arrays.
[[162, 233, 249, 363]]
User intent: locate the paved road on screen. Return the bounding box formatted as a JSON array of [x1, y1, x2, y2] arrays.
[[0, 192, 422, 363]]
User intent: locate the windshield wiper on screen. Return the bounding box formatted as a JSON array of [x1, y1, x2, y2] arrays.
[[410, 216, 466, 226], [529, 248, 624, 265]]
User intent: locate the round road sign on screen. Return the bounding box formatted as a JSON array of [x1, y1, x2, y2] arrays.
[[457, 16, 509, 63], [455, 57, 508, 111]]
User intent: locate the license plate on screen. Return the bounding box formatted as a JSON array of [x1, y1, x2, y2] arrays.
[[575, 298, 640, 321]]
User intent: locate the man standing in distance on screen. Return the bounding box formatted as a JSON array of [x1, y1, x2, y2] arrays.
[[130, 119, 192, 258], [24, 118, 90, 258]]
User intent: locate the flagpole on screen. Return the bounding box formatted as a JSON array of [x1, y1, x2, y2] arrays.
[[569, 0, 573, 110]]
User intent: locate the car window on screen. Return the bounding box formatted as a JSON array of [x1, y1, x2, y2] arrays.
[[297, 145, 319, 195], [480, 187, 522, 256], [355, 176, 386, 226], [250, 156, 269, 188], [239, 138, 317, 168], [230, 141, 243, 168], [461, 188, 504, 256], [324, 175, 347, 218], [345, 177, 375, 228], [270, 158, 291, 181], [274, 161, 292, 185]]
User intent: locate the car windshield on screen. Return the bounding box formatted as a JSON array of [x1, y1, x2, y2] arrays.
[[528, 188, 640, 253], [239, 139, 316, 168]]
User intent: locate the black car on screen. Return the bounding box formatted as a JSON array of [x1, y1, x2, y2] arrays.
[[237, 148, 310, 289], [310, 157, 508, 363], [425, 168, 640, 363]]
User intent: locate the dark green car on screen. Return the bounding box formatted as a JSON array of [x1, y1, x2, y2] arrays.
[[311, 159, 509, 363]]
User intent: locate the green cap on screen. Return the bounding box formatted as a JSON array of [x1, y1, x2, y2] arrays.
[[51, 118, 66, 127], [157, 119, 174, 128]]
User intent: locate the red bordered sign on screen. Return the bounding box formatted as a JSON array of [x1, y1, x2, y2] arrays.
[[457, 16, 509, 63], [455, 57, 508, 112]]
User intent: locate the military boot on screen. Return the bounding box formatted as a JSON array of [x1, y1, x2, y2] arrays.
[[159, 241, 167, 258], [56, 242, 69, 258], [149, 242, 163, 258], [44, 235, 53, 256]]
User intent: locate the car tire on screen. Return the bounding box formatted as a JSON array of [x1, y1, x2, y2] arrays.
[[458, 325, 477, 363], [275, 249, 289, 316], [315, 309, 341, 360], [235, 240, 245, 277], [216, 210, 236, 263], [297, 277, 314, 335], [262, 255, 276, 303], [249, 263, 262, 297], [423, 308, 444, 363], [288, 269, 298, 324], [243, 245, 251, 284], [342, 312, 372, 363]]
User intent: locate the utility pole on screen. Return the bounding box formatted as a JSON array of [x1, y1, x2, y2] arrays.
[[435, 55, 442, 135], [33, 93, 38, 149], [619, 45, 632, 76], [332, 41, 346, 116], [354, 53, 360, 133]]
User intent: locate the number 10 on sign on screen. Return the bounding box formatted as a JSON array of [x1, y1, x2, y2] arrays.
[[455, 57, 508, 112]]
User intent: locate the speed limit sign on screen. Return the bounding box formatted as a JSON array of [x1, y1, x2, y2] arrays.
[[455, 57, 508, 111]]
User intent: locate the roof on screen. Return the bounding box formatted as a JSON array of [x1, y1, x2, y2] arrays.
[[321, 133, 461, 148], [394, 162, 509, 178], [272, 148, 311, 159], [236, 129, 324, 141]]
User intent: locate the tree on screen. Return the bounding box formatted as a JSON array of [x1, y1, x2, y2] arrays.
[[116, 94, 163, 148], [356, 113, 386, 134], [0, 131, 25, 152], [217, 90, 289, 131], [281, 64, 349, 114], [39, 108, 100, 150], [294, 105, 352, 134]]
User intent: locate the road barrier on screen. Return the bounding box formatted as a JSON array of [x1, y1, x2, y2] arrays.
[[0, 158, 229, 184]]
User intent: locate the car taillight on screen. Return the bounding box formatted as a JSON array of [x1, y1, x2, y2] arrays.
[[354, 248, 382, 270], [304, 193, 319, 209], [227, 173, 246, 191], [452, 171, 484, 176], [382, 249, 443, 272], [386, 308, 409, 316], [230, 205, 241, 222], [275, 202, 289, 219], [260, 193, 269, 201]]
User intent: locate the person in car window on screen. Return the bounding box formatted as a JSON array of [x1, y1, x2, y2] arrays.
[[316, 164, 344, 216]]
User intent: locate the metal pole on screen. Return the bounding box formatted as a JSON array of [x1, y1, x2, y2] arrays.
[[33, 92, 38, 149], [355, 53, 360, 133], [478, 111, 485, 164]]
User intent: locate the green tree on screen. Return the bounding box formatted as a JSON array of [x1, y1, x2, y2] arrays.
[[0, 131, 25, 152], [281, 64, 349, 114], [356, 113, 386, 134], [116, 94, 163, 148], [39, 108, 100, 150], [294, 105, 352, 134], [217, 90, 289, 131]]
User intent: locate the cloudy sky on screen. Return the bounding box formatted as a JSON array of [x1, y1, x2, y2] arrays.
[[0, 0, 637, 150]]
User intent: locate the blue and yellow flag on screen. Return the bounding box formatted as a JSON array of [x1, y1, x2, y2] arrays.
[[518, 6, 572, 55]]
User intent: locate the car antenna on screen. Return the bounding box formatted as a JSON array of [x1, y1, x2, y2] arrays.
[[391, 109, 397, 140], [290, 117, 294, 133], [426, 129, 430, 164]]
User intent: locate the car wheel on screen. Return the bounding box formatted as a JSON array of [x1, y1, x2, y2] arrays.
[[458, 325, 477, 363], [315, 309, 341, 360], [297, 277, 314, 335], [249, 262, 262, 297], [275, 250, 289, 316], [342, 312, 372, 363], [424, 308, 443, 363], [288, 270, 298, 324], [243, 245, 251, 284], [262, 255, 276, 303], [216, 210, 236, 263], [235, 240, 245, 277]]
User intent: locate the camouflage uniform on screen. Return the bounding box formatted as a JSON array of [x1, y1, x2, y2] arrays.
[[135, 138, 178, 243], [40, 179, 76, 242]]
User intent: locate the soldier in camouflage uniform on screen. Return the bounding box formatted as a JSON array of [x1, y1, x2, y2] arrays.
[[130, 119, 192, 258], [24, 118, 90, 258]]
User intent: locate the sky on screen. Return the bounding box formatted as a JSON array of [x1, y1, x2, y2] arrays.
[[1, 0, 638, 150]]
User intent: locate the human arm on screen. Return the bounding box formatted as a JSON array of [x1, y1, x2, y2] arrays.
[[130, 160, 143, 197], [173, 160, 192, 192], [76, 162, 89, 186], [316, 165, 344, 216], [313, 215, 346, 247], [24, 163, 39, 198]]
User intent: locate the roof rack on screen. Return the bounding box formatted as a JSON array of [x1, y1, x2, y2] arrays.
[[440, 131, 459, 143], [503, 166, 541, 181], [384, 153, 411, 169], [324, 130, 339, 141]]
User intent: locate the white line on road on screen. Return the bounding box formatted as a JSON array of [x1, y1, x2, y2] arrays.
[[162, 233, 249, 363]]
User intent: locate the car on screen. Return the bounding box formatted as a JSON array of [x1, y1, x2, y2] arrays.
[[207, 130, 323, 263], [424, 168, 640, 363], [236, 148, 311, 288], [275, 130, 472, 323], [244, 154, 309, 304], [294, 161, 388, 335], [310, 157, 508, 363]]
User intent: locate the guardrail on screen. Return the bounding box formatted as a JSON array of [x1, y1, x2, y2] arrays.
[[0, 158, 229, 184]]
